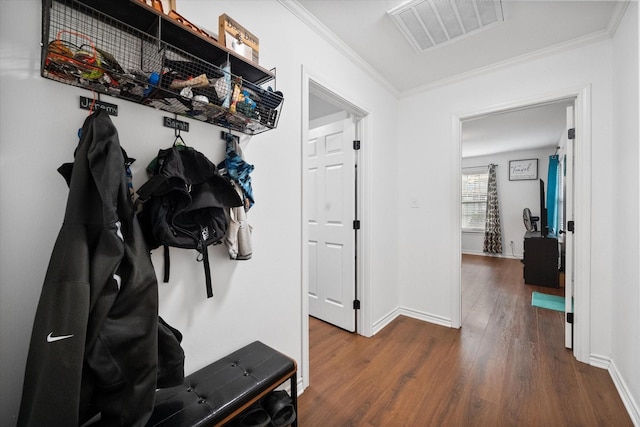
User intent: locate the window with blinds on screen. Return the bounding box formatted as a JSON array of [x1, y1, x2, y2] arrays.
[[462, 168, 489, 231]]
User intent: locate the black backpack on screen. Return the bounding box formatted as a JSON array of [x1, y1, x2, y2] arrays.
[[137, 143, 242, 298]]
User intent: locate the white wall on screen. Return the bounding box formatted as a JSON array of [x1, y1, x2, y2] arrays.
[[396, 5, 640, 420], [396, 39, 613, 349], [611, 1, 640, 422], [0, 1, 399, 425], [461, 147, 556, 257]]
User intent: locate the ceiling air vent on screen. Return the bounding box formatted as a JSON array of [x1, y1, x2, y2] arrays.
[[387, 0, 504, 53]]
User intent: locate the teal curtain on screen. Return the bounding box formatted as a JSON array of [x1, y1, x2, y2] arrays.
[[547, 155, 560, 235], [483, 164, 502, 254]]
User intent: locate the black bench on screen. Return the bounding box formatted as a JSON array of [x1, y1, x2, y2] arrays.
[[146, 341, 298, 427]]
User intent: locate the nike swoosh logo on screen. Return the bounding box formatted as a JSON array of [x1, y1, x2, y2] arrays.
[[47, 332, 74, 343]]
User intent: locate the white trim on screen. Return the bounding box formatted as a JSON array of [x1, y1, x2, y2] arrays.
[[358, 113, 374, 338], [372, 308, 400, 335], [372, 307, 452, 335], [281, 0, 628, 99], [461, 250, 520, 260], [593, 354, 640, 426], [588, 354, 640, 425], [452, 85, 592, 363], [452, 115, 463, 329], [280, 0, 399, 98], [411, 31, 610, 96], [607, 1, 631, 36], [397, 307, 452, 328], [296, 377, 305, 397], [300, 67, 311, 392], [572, 85, 592, 364], [589, 353, 611, 370], [608, 358, 640, 426]]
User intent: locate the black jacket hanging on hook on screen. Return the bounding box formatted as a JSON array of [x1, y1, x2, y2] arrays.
[[137, 141, 242, 298], [18, 110, 184, 427]]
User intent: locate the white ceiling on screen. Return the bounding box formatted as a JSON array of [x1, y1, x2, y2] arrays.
[[298, 0, 627, 158], [460, 100, 571, 158], [295, 0, 625, 94]]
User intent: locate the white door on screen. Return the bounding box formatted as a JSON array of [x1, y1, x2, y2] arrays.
[[564, 104, 575, 349], [307, 117, 357, 332]]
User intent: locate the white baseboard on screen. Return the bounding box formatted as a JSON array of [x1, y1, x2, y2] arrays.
[[372, 307, 452, 335], [295, 377, 305, 397], [589, 353, 611, 370], [589, 353, 639, 426], [397, 307, 452, 328], [372, 308, 401, 335], [462, 250, 521, 260], [607, 357, 640, 426]]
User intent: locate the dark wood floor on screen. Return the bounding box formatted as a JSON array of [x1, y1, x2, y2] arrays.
[[297, 254, 632, 426]]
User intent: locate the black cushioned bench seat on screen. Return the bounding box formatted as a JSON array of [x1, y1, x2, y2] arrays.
[[146, 341, 297, 427]]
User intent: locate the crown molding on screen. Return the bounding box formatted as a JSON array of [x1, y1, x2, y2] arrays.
[[278, 0, 400, 98], [403, 28, 613, 97], [280, 0, 629, 100], [607, 0, 630, 36]]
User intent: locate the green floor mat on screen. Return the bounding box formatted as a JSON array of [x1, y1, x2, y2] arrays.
[[531, 292, 565, 312]]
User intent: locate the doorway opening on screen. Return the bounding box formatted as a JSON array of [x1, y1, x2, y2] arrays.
[[307, 89, 359, 333], [461, 102, 569, 252], [453, 86, 592, 363], [300, 70, 370, 390]]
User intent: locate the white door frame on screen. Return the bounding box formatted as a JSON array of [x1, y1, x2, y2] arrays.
[[564, 104, 576, 349], [300, 65, 372, 390], [452, 85, 592, 364]]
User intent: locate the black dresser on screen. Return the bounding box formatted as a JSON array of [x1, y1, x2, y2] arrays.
[[522, 231, 559, 288]]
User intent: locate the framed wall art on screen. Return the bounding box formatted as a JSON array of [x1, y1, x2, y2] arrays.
[[509, 159, 538, 181]]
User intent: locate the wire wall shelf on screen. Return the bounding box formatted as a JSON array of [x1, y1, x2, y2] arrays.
[[41, 0, 284, 135]]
